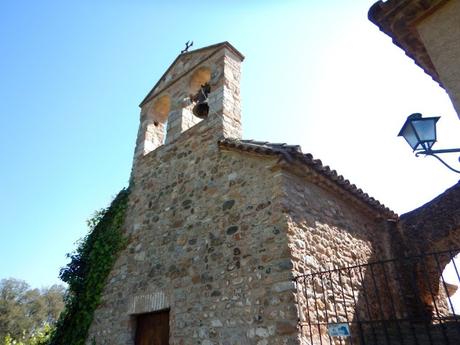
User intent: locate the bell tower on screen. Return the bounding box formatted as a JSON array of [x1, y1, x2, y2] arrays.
[[132, 42, 244, 165]]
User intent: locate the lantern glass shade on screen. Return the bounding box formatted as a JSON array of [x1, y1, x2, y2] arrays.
[[398, 113, 440, 151], [399, 120, 419, 150]]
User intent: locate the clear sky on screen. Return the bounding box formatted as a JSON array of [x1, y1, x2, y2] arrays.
[[1, 0, 459, 292]]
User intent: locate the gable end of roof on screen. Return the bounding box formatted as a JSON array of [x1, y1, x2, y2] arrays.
[[139, 42, 244, 107]]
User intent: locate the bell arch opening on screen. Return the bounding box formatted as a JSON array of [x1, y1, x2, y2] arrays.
[[187, 67, 211, 121], [143, 94, 171, 154], [166, 67, 211, 143], [189, 66, 211, 95], [150, 94, 171, 124]]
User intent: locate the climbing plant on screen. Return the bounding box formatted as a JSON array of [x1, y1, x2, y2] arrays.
[[49, 188, 130, 345]]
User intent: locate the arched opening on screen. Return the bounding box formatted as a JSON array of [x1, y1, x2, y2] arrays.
[[169, 66, 211, 136], [441, 254, 460, 315], [142, 95, 170, 154], [149, 94, 170, 124], [189, 67, 211, 119], [188, 66, 211, 95], [398, 182, 460, 320], [158, 66, 217, 145], [412, 249, 460, 320]]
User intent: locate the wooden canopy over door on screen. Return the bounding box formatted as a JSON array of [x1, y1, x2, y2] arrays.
[[135, 310, 170, 345]]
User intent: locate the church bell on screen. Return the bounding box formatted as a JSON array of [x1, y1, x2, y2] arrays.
[[191, 83, 211, 119], [192, 102, 209, 119]]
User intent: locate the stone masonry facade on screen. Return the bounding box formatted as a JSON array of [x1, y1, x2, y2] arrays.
[[86, 42, 459, 345]]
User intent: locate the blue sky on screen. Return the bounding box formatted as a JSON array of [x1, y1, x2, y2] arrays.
[[1, 0, 459, 289]]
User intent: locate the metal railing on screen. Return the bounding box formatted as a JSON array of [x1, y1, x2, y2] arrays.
[[294, 249, 460, 345]]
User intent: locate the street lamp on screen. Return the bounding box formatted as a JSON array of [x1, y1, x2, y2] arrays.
[[398, 113, 460, 173]]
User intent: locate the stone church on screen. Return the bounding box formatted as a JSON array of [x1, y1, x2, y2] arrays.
[[85, 29, 460, 345], [85, 41, 398, 344]]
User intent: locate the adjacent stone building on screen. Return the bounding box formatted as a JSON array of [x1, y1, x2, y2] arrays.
[[369, 0, 460, 319], [369, 0, 460, 119]]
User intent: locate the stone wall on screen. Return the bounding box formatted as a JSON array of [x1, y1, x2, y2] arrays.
[[87, 123, 405, 345], [283, 170, 386, 273], [87, 120, 301, 345], [280, 167, 394, 345]]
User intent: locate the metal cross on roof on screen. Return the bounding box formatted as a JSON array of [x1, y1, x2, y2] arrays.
[[181, 40, 193, 54]]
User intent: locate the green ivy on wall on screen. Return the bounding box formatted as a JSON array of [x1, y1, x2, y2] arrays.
[[49, 188, 130, 345]]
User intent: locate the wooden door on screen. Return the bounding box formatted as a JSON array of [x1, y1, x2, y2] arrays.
[[135, 310, 170, 345]]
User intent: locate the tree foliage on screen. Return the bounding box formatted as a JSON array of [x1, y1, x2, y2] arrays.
[[49, 188, 129, 345], [2, 324, 53, 345], [0, 279, 65, 343]]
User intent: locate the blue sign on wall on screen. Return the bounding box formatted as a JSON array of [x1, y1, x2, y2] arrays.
[[327, 323, 351, 337]]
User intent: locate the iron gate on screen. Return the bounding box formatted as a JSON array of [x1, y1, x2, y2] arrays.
[[294, 249, 460, 345]]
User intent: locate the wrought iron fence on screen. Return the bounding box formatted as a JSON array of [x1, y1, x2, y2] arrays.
[[294, 249, 460, 345]]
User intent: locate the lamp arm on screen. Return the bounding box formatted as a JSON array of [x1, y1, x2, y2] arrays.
[[429, 148, 460, 154], [415, 151, 460, 174]]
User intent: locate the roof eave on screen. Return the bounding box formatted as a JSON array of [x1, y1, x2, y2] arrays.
[[218, 138, 398, 220], [368, 0, 449, 88]]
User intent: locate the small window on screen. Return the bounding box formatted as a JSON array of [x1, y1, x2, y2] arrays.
[[135, 309, 170, 345]]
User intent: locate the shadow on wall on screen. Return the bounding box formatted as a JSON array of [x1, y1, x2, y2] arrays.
[[398, 181, 460, 318], [296, 181, 460, 345]]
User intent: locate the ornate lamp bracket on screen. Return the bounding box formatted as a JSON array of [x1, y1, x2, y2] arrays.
[[415, 148, 460, 174]]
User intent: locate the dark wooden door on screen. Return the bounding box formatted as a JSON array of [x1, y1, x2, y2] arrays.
[[135, 310, 170, 345]]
